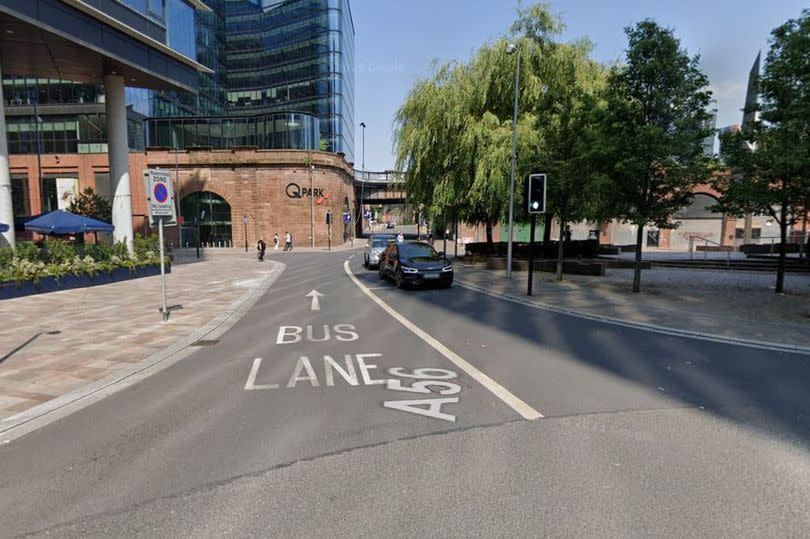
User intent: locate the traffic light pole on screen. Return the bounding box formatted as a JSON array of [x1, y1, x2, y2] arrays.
[[527, 213, 536, 296]]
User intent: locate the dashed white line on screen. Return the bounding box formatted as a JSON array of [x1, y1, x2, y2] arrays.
[[344, 260, 543, 421]]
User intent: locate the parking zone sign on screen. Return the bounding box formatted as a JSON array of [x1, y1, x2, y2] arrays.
[[145, 169, 177, 226]]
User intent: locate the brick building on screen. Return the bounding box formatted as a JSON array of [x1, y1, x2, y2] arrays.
[[9, 148, 356, 248]]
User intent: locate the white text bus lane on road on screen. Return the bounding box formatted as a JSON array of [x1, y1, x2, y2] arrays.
[[242, 324, 464, 422]]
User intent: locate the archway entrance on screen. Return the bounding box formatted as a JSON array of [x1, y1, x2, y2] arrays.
[[180, 191, 233, 246]]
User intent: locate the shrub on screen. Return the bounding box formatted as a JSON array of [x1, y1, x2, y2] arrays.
[[112, 241, 129, 259], [45, 239, 77, 264], [15, 242, 42, 263], [82, 242, 113, 262], [134, 234, 160, 259], [0, 246, 14, 269]]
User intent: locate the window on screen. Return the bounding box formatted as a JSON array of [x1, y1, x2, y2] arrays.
[[11, 175, 30, 217]]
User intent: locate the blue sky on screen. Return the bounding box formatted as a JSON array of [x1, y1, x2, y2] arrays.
[[351, 0, 808, 171]]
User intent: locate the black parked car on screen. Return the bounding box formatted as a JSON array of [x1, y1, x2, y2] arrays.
[[379, 241, 453, 289]]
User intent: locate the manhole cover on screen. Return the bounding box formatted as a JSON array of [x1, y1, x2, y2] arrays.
[[191, 339, 219, 347]]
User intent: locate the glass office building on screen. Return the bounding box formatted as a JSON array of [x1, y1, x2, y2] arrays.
[[222, 0, 355, 161], [3, 0, 355, 160]]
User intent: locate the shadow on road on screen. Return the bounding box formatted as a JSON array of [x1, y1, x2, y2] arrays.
[[353, 264, 810, 448]]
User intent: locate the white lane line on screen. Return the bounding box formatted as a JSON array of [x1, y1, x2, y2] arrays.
[[455, 280, 810, 356], [344, 261, 543, 420]]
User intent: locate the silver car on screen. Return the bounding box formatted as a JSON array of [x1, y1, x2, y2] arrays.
[[364, 234, 396, 269]]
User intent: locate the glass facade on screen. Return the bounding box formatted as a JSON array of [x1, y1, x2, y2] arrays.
[[146, 112, 319, 149], [5, 113, 145, 154], [2, 78, 104, 107], [222, 0, 355, 161], [116, 0, 198, 59]]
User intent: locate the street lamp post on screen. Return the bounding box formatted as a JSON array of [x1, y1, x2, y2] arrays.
[[505, 43, 521, 279], [360, 121, 366, 235], [243, 215, 248, 252], [33, 97, 45, 212], [310, 163, 315, 248]]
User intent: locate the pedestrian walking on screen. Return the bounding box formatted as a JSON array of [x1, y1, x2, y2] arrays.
[[257, 238, 267, 261], [284, 231, 293, 251], [273, 233, 280, 251], [564, 225, 573, 243]]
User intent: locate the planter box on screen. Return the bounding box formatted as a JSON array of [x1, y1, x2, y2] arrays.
[[485, 258, 606, 276], [740, 243, 800, 254], [0, 265, 168, 301]]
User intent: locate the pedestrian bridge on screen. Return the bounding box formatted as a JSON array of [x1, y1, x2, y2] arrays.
[[353, 170, 406, 204]]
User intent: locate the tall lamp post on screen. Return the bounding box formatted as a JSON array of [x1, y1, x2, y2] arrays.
[[505, 43, 521, 279], [359, 121, 366, 235], [243, 215, 248, 252], [309, 163, 315, 248]]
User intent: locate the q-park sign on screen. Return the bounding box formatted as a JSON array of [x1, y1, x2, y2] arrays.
[[343, 212, 352, 224], [144, 169, 177, 226]]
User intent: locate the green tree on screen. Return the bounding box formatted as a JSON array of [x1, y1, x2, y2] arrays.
[[716, 10, 810, 293], [67, 187, 112, 223], [533, 40, 607, 279], [597, 20, 713, 292]]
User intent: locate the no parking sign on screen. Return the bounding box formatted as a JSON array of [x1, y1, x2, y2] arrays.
[[144, 169, 177, 226]]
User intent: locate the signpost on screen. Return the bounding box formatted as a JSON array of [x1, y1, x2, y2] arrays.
[[145, 169, 177, 321], [525, 174, 547, 296]]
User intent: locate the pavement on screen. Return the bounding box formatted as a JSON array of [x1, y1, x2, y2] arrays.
[[0, 251, 809, 536], [454, 261, 810, 348], [0, 248, 283, 421]]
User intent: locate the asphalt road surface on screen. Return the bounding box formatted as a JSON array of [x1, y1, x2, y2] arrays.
[[1, 251, 809, 537]]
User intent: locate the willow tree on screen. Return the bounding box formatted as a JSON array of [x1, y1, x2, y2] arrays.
[[530, 39, 607, 279], [394, 23, 547, 246]]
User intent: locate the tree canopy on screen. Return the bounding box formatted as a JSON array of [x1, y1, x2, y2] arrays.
[[716, 9, 810, 292], [595, 20, 714, 291]]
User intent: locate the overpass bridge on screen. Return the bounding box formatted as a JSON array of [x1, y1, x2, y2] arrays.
[[353, 170, 409, 235]]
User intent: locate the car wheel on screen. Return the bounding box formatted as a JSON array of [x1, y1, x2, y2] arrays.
[[395, 269, 406, 289], [363, 255, 369, 269], [440, 280, 453, 289]]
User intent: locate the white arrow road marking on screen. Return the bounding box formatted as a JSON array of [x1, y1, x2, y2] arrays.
[[306, 289, 324, 311]]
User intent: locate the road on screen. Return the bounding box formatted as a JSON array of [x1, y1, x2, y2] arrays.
[[1, 251, 809, 537]]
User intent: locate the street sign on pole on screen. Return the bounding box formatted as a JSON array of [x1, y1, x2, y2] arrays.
[[144, 169, 176, 321], [342, 212, 351, 224], [144, 169, 177, 226]]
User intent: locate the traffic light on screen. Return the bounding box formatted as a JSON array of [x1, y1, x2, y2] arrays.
[[525, 173, 547, 214], [325, 211, 332, 225]]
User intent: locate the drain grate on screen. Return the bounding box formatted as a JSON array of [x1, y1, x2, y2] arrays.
[[191, 339, 220, 347]]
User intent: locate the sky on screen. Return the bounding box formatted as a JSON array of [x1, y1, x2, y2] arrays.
[[350, 0, 808, 172]]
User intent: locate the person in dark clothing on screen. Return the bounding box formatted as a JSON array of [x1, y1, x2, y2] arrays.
[[257, 238, 267, 261], [564, 225, 573, 243]]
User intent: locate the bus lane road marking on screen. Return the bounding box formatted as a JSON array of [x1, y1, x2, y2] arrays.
[[343, 260, 544, 421], [242, 324, 465, 422]]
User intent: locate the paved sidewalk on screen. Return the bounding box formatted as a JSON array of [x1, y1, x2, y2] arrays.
[[455, 263, 810, 348], [0, 250, 282, 421]]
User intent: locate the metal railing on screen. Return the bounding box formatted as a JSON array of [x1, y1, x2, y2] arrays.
[[169, 240, 234, 249], [688, 235, 732, 267]]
